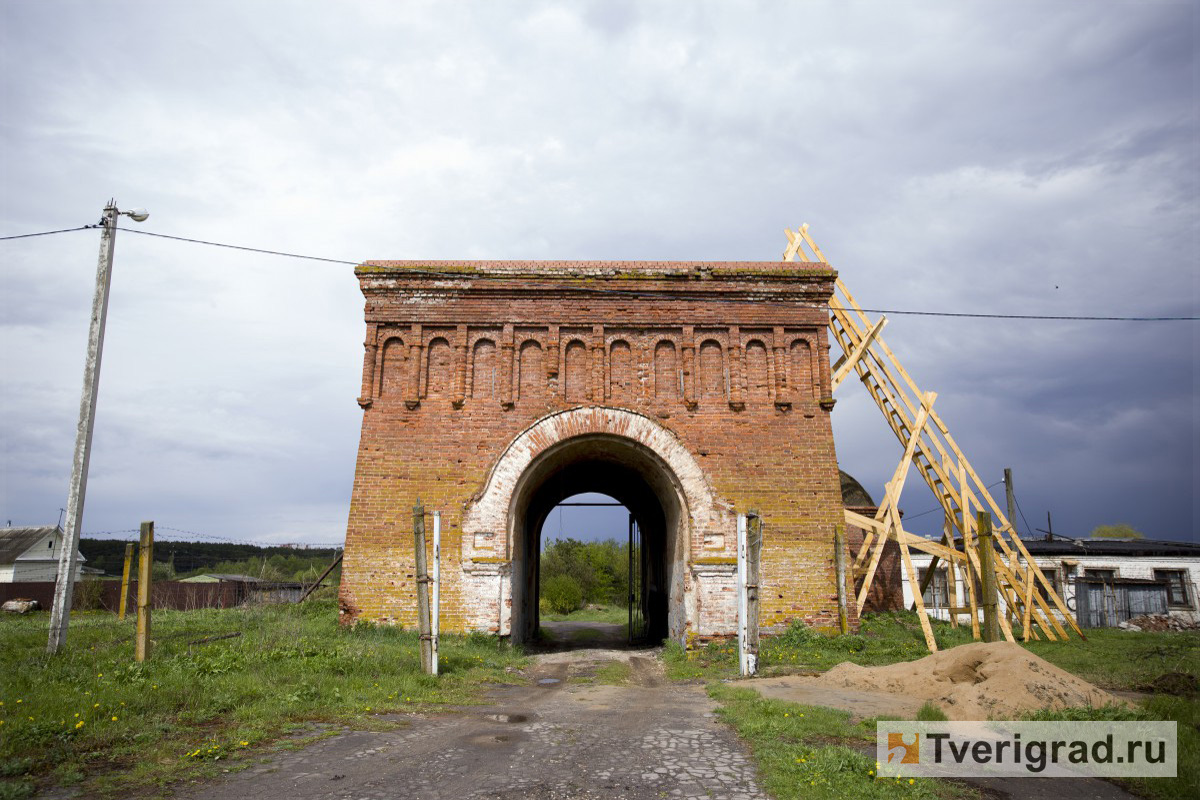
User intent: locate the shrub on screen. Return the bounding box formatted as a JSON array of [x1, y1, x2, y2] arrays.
[[541, 574, 584, 615], [73, 576, 106, 611]]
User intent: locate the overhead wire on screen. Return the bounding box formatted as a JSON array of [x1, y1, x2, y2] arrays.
[[0, 225, 93, 241], [2, 223, 1195, 321], [898, 479, 1005, 530], [1012, 491, 1036, 540], [83, 525, 343, 549]]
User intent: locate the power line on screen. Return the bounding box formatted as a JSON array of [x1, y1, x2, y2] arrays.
[[0, 225, 93, 241], [82, 525, 343, 549], [901, 480, 1005, 527], [1012, 491, 1036, 540], [855, 308, 1195, 322], [4, 223, 1196, 321], [112, 228, 1200, 322], [119, 227, 357, 266]]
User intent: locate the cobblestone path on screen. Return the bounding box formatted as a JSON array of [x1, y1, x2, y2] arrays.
[[175, 649, 766, 800]]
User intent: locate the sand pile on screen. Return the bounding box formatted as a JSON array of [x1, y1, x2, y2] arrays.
[[814, 641, 1123, 720]]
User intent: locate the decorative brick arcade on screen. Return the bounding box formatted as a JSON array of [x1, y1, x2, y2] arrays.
[[338, 260, 857, 643]]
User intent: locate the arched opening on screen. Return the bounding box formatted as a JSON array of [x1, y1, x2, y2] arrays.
[[537, 492, 634, 646], [508, 434, 686, 646]]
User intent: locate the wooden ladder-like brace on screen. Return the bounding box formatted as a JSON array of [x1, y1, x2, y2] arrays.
[[784, 225, 1084, 651]]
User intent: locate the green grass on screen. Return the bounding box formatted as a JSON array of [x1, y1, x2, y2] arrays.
[[0, 596, 526, 799], [1022, 697, 1199, 800], [539, 604, 628, 623], [1024, 627, 1199, 690], [686, 613, 1198, 800], [666, 611, 1200, 690], [708, 684, 977, 800], [595, 660, 632, 685], [916, 701, 948, 722]]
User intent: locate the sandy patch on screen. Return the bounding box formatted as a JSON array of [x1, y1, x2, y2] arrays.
[[817, 641, 1124, 720], [752, 642, 1125, 721]]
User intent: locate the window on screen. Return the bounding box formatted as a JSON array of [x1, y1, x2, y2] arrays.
[[1153, 569, 1192, 608], [919, 567, 949, 607], [1037, 568, 1059, 602], [1084, 568, 1116, 585]]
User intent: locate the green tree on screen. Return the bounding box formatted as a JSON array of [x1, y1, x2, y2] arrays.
[[1091, 523, 1145, 539], [541, 538, 629, 607], [541, 574, 584, 614]]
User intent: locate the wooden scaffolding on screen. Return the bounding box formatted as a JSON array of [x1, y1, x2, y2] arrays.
[[783, 225, 1084, 651]]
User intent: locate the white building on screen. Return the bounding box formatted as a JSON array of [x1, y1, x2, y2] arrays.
[[0, 526, 85, 582], [904, 536, 1200, 628]]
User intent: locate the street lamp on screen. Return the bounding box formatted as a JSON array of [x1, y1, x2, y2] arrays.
[[47, 200, 149, 653]]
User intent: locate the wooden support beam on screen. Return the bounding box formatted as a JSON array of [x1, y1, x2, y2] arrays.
[[797, 224, 1082, 645], [944, 514, 959, 628], [856, 484, 897, 614], [892, 496, 938, 652], [118, 542, 133, 621], [832, 315, 887, 391], [135, 522, 153, 662], [977, 513, 1000, 643]]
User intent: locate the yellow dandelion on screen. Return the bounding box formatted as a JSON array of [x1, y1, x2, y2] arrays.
[[240, 741, 249, 746], [75, 721, 84, 728], [908, 779, 915, 785], [15, 699, 21, 704], [93, 703, 100, 708], [111, 716, 118, 721], [97, 673, 103, 678]]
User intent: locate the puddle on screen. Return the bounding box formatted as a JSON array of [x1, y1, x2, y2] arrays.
[[484, 713, 529, 724], [537, 678, 561, 685]]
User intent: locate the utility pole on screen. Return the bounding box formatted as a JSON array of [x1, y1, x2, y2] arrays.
[[1004, 468, 1017, 534], [47, 201, 147, 654]]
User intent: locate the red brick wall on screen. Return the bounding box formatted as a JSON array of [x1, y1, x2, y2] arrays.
[[339, 261, 857, 639]]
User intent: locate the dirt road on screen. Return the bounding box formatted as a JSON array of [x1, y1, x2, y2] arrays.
[[176, 630, 764, 800], [170, 623, 1139, 800]]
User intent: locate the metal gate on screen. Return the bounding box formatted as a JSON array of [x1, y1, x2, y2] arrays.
[[628, 514, 646, 643]]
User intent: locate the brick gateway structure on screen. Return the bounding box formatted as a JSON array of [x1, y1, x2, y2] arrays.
[[339, 260, 858, 644]]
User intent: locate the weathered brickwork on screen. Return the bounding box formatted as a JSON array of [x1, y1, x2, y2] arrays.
[[339, 260, 858, 642]]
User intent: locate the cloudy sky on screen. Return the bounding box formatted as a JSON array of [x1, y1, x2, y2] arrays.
[[1, 1, 1195, 550]]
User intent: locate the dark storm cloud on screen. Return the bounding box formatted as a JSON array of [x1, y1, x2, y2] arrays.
[[1, 1, 1194, 544]]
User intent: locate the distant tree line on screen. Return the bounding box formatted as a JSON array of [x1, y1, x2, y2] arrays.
[[539, 538, 629, 614], [78, 538, 341, 583]]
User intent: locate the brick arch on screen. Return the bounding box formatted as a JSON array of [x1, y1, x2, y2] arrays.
[[341, 259, 849, 638], [460, 406, 734, 640]]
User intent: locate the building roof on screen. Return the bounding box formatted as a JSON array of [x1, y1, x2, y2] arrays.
[[839, 470, 875, 508], [1021, 537, 1200, 558], [0, 526, 59, 563], [179, 573, 263, 584]]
